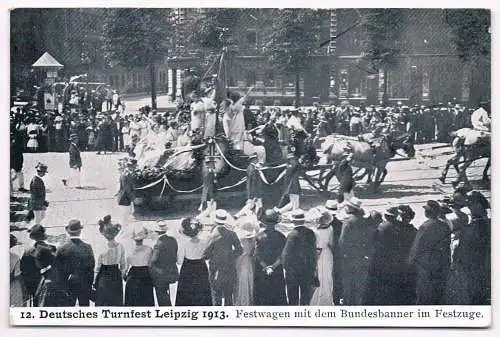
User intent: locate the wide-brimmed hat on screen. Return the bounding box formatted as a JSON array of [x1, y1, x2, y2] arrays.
[[69, 133, 79, 140], [291, 209, 306, 224], [345, 197, 362, 211], [398, 205, 415, 220], [260, 209, 279, 226], [66, 219, 83, 235], [423, 200, 441, 214], [35, 162, 48, 173], [180, 218, 202, 237], [54, 116, 63, 122], [325, 200, 338, 212], [155, 221, 168, 233], [131, 227, 148, 241], [28, 224, 48, 241], [10, 234, 22, 248], [214, 209, 233, 229], [235, 217, 259, 239], [98, 215, 121, 239], [384, 206, 401, 218]]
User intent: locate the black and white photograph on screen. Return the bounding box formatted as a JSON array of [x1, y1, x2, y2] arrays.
[[7, 6, 492, 327]]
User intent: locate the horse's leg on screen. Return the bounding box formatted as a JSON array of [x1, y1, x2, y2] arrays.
[[439, 157, 454, 183], [379, 167, 388, 184], [371, 166, 382, 192], [482, 157, 491, 182]]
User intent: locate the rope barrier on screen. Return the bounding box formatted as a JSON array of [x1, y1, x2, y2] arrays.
[[164, 176, 203, 194], [217, 177, 247, 191], [214, 141, 247, 172], [258, 167, 287, 185], [134, 177, 165, 190]]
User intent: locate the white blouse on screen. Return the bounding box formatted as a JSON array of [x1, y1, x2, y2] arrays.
[[127, 244, 153, 267], [177, 236, 208, 263], [96, 240, 127, 276]]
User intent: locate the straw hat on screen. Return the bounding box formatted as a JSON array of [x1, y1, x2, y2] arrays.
[[214, 209, 233, 229], [345, 197, 362, 211], [155, 221, 168, 233], [290, 209, 306, 225], [325, 200, 338, 212]]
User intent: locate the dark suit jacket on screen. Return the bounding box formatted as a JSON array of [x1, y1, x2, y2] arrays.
[[255, 228, 286, 269], [150, 234, 179, 285], [339, 213, 376, 264], [409, 218, 451, 278], [29, 176, 46, 211], [34, 267, 70, 307], [20, 242, 57, 298], [204, 226, 243, 283], [282, 225, 317, 279], [55, 238, 95, 293], [69, 142, 82, 168]]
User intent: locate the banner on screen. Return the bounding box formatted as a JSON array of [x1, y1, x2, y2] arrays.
[[10, 306, 491, 327]]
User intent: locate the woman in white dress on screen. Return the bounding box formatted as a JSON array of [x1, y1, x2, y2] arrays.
[[310, 210, 335, 306]]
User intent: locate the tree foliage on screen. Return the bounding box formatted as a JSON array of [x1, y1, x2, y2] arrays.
[[103, 8, 172, 108], [265, 9, 321, 75], [187, 9, 243, 51], [445, 9, 490, 63], [103, 8, 172, 69], [360, 9, 406, 71], [264, 9, 322, 105]]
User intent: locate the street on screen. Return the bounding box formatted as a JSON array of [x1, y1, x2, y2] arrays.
[[10, 143, 490, 256]]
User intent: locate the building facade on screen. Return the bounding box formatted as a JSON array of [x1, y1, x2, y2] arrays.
[[11, 8, 489, 105]]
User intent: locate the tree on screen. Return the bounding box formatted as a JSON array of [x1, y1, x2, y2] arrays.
[[187, 9, 242, 52], [360, 9, 406, 105], [445, 9, 490, 104], [264, 9, 322, 107], [103, 9, 172, 109]]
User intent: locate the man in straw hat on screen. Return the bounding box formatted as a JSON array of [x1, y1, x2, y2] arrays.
[[282, 209, 317, 305], [323, 199, 344, 304], [254, 209, 287, 305], [204, 209, 243, 306], [409, 200, 451, 305], [338, 197, 376, 305], [20, 224, 56, 306], [150, 221, 179, 306], [29, 162, 49, 225], [55, 219, 95, 306], [62, 133, 83, 189]]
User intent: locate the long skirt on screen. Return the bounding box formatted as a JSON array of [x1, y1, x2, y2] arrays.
[[254, 265, 287, 305], [175, 259, 212, 306], [124, 266, 154, 306], [95, 264, 123, 306]]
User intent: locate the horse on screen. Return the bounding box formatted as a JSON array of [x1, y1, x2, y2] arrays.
[[321, 131, 415, 191], [439, 128, 491, 185]]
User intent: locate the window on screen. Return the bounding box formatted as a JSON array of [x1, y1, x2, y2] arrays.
[[246, 30, 257, 46], [246, 70, 256, 86]]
